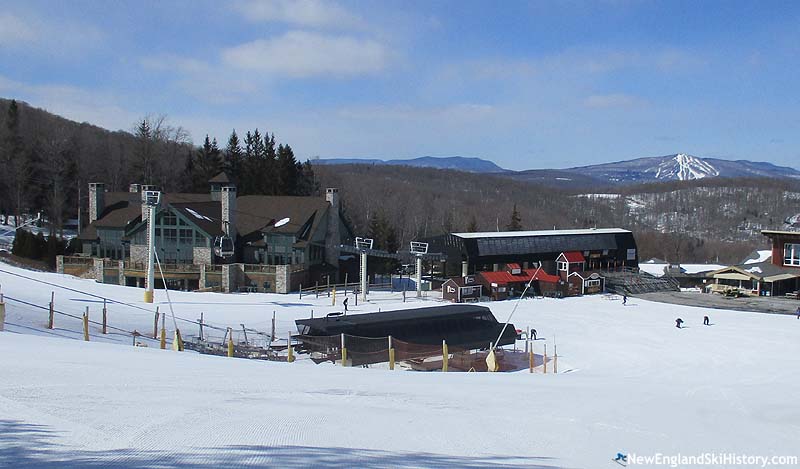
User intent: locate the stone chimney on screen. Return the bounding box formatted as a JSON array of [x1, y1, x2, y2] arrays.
[[88, 183, 105, 224], [129, 183, 141, 193], [324, 188, 341, 268], [221, 185, 237, 241]]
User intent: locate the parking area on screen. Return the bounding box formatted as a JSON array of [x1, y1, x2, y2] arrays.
[[637, 290, 800, 315]]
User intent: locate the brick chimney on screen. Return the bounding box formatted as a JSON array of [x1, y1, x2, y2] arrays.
[[88, 183, 105, 224], [221, 185, 237, 241], [325, 188, 341, 268]]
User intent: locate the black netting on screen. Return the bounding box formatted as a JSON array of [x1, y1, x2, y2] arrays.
[[343, 335, 390, 366]]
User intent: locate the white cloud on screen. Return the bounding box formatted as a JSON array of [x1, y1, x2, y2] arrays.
[[0, 74, 138, 132], [233, 0, 362, 29], [584, 93, 647, 109], [0, 13, 37, 45], [0, 11, 103, 55], [222, 31, 388, 77]]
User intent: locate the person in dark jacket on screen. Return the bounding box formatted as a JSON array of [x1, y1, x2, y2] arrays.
[[675, 318, 684, 328], [343, 297, 349, 314], [703, 315, 710, 326]]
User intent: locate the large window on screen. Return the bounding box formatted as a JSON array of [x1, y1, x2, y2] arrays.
[[784, 243, 800, 266]]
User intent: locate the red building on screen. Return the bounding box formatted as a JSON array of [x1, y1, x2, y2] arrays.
[[478, 264, 563, 300], [442, 275, 484, 303]]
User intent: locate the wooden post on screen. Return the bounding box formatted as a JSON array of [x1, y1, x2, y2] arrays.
[[332, 287, 336, 307], [83, 307, 90, 342], [344, 273, 348, 295], [299, 284, 302, 299], [554, 344, 558, 374], [199, 312, 204, 341], [102, 299, 107, 334], [0, 293, 5, 332], [327, 276, 330, 297], [287, 331, 295, 362], [227, 328, 234, 357], [160, 312, 166, 350], [543, 344, 548, 374], [388, 336, 395, 370], [271, 311, 276, 344], [442, 339, 448, 372], [529, 347, 534, 373], [48, 292, 54, 329], [341, 333, 347, 366], [173, 328, 184, 351], [153, 308, 160, 339]]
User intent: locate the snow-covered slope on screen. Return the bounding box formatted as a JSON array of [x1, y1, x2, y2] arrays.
[[651, 153, 719, 180], [1, 261, 800, 468]]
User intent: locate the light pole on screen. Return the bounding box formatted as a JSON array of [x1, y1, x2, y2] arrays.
[[355, 237, 373, 303], [410, 241, 429, 298], [143, 190, 161, 303]]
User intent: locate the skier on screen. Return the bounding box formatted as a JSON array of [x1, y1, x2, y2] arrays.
[[613, 452, 628, 466], [703, 315, 710, 326], [622, 294, 627, 306], [343, 297, 349, 314], [675, 318, 684, 328], [531, 328, 537, 341], [796, 306, 800, 319]]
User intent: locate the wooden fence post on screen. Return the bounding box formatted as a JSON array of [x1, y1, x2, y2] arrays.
[[299, 284, 302, 299], [102, 299, 108, 334], [388, 336, 395, 370], [160, 312, 166, 350], [48, 292, 55, 329], [153, 307, 159, 339], [442, 339, 448, 373], [529, 341, 534, 374], [83, 307, 90, 342], [554, 344, 558, 374], [287, 331, 295, 362], [271, 311, 276, 344], [0, 292, 5, 332], [227, 328, 234, 357], [332, 288, 336, 307], [341, 333, 347, 366]]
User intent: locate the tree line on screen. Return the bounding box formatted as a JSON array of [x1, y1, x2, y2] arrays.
[[0, 99, 318, 238]]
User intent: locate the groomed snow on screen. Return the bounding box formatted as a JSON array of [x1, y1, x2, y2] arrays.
[[1, 260, 799, 468]]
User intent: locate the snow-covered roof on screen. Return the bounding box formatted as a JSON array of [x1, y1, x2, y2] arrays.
[[452, 228, 630, 239], [743, 250, 772, 265], [639, 263, 727, 278]]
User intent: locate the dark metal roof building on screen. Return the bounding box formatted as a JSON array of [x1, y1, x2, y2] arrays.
[[426, 228, 639, 276]]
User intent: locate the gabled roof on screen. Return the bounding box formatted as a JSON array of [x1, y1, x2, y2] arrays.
[[479, 268, 560, 286], [172, 202, 223, 237], [444, 276, 480, 288], [506, 263, 521, 271], [236, 195, 330, 240], [209, 172, 232, 184], [558, 251, 585, 263], [709, 261, 800, 282]]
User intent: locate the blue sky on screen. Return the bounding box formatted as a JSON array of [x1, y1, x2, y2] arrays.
[[1, 0, 798, 170]]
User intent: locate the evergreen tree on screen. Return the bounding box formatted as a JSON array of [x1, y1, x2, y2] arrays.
[[132, 119, 155, 184], [276, 143, 299, 195], [223, 130, 243, 182], [192, 135, 222, 190], [506, 203, 523, 231], [3, 100, 32, 226]]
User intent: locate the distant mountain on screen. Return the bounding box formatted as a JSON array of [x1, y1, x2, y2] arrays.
[[314, 156, 507, 173], [505, 153, 800, 187], [565, 153, 800, 184]]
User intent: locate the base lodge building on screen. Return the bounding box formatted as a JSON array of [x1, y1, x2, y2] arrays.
[[58, 175, 352, 293]]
